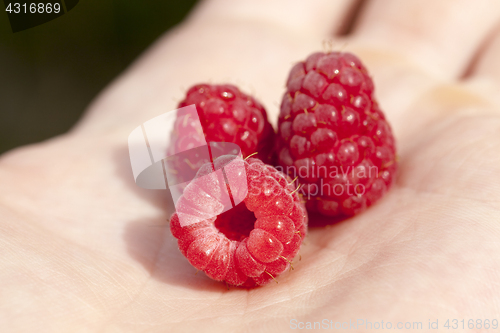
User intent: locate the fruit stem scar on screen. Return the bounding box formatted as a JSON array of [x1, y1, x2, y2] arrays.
[[265, 271, 278, 284], [244, 152, 258, 160]]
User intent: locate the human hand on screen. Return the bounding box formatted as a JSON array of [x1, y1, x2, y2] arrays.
[[1, 0, 500, 331]]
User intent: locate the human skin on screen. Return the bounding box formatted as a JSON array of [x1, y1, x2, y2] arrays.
[[1, 0, 500, 332]]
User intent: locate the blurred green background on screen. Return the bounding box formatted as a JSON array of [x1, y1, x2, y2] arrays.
[[0, 0, 199, 154]]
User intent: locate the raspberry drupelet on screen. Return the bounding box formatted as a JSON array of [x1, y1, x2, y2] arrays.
[[276, 52, 397, 219]]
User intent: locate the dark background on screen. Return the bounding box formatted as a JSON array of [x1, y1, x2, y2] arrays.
[[0, 0, 198, 154]]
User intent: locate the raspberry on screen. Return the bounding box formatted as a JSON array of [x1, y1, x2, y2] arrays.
[[276, 52, 397, 219], [169, 156, 307, 287], [177, 84, 275, 162]]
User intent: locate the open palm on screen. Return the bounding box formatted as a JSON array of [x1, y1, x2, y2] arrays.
[[2, 0, 500, 332]]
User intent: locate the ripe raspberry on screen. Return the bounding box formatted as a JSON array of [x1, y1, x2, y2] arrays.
[[276, 52, 397, 219], [170, 156, 307, 287], [177, 84, 275, 162]]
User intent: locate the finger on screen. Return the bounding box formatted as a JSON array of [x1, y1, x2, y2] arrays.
[[78, 1, 358, 134], [195, 0, 358, 37], [341, 0, 500, 142], [351, 0, 500, 79], [459, 28, 500, 108], [471, 27, 500, 81]]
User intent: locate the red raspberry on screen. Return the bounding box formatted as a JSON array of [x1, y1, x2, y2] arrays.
[[169, 156, 307, 287], [276, 52, 397, 219], [177, 84, 275, 162]]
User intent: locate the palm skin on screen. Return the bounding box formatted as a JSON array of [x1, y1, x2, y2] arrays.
[[1, 0, 500, 332]]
